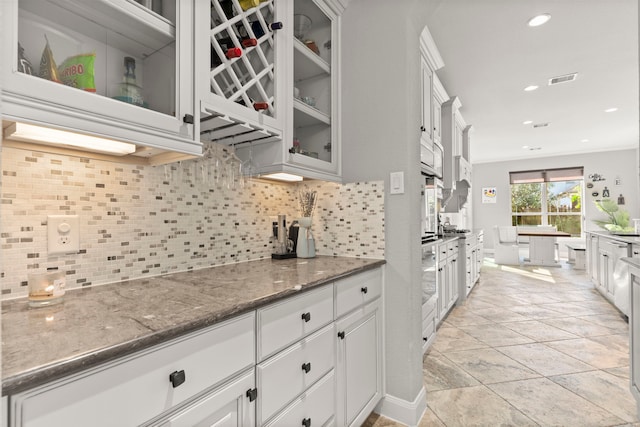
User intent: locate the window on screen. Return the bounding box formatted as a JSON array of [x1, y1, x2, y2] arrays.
[[510, 167, 583, 236]]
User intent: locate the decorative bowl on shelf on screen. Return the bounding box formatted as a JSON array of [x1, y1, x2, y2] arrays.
[[301, 96, 316, 107], [293, 14, 312, 40]]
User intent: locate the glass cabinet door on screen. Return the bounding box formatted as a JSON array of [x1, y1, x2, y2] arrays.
[[290, 0, 338, 174], [4, 0, 197, 153]]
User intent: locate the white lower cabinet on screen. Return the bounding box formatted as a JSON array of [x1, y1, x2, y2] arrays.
[[257, 324, 335, 424], [9, 313, 256, 427], [335, 299, 383, 427], [148, 369, 256, 427], [628, 268, 640, 418], [5, 267, 384, 427]]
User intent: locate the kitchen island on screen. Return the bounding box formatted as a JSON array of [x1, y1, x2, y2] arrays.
[[2, 256, 385, 396]]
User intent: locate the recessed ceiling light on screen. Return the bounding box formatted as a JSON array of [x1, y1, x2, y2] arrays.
[[524, 85, 539, 92], [528, 13, 551, 27], [522, 145, 530, 149], [581, 139, 589, 143], [605, 107, 618, 113], [523, 120, 533, 125]]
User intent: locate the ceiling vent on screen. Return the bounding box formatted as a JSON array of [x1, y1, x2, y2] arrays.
[[548, 73, 578, 85], [533, 122, 550, 128]]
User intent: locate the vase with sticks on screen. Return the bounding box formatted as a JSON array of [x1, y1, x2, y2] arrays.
[[297, 188, 317, 258]]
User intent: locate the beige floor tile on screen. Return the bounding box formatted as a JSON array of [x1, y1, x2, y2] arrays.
[[443, 348, 540, 384], [418, 407, 446, 427], [508, 304, 570, 319], [545, 337, 629, 369], [604, 366, 630, 379], [458, 323, 535, 347], [442, 309, 493, 327], [577, 313, 630, 330], [589, 333, 630, 354], [550, 370, 639, 423], [489, 377, 625, 426], [428, 385, 537, 426], [431, 325, 489, 353], [509, 292, 566, 304], [538, 301, 611, 316], [463, 306, 531, 323], [501, 320, 579, 342], [361, 413, 404, 427], [496, 342, 595, 376], [423, 350, 480, 391], [541, 316, 621, 337]]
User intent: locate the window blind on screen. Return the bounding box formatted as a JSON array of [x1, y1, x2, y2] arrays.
[[509, 167, 583, 184]]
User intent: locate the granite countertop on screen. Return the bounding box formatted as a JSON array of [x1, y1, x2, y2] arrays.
[[2, 256, 385, 396]]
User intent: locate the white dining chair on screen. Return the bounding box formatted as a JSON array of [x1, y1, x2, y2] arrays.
[[493, 226, 521, 265]]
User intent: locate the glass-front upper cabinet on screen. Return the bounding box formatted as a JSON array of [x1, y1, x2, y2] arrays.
[[288, 0, 339, 177], [1, 0, 200, 162]]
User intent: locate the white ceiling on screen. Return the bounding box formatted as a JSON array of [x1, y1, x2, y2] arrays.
[[423, 0, 639, 164]]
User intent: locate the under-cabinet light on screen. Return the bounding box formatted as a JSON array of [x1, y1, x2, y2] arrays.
[[528, 13, 551, 27], [4, 122, 137, 155], [261, 173, 304, 182]]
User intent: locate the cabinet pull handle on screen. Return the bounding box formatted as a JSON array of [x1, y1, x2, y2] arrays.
[[634, 251, 639, 255], [246, 388, 258, 402], [302, 362, 311, 373], [361, 287, 368, 294], [169, 370, 186, 388], [301, 312, 311, 322], [302, 418, 311, 427], [183, 114, 194, 124], [338, 331, 345, 339], [420, 125, 426, 132], [423, 337, 427, 341]]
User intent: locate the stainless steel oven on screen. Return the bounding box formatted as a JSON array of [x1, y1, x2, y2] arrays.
[[421, 175, 442, 243]]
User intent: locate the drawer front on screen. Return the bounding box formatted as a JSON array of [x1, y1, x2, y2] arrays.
[[335, 268, 382, 318], [12, 313, 255, 427], [257, 285, 334, 361], [257, 324, 335, 424], [446, 240, 458, 256], [264, 371, 335, 427]]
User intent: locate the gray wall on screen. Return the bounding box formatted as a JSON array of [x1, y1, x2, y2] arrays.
[[473, 148, 640, 250], [341, 0, 429, 409]]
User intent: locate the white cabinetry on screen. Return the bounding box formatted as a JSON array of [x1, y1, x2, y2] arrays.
[[629, 267, 640, 418], [421, 295, 437, 353], [230, 0, 344, 181], [256, 285, 335, 426], [1, 0, 201, 164], [436, 239, 459, 323], [149, 369, 256, 427], [588, 233, 599, 283], [335, 269, 383, 427], [6, 267, 384, 427], [9, 313, 256, 427]]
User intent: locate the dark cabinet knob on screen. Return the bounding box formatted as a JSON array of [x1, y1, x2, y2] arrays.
[[183, 114, 194, 124], [302, 362, 311, 373], [301, 312, 311, 322], [302, 418, 311, 427], [423, 337, 427, 341], [420, 125, 426, 132], [338, 331, 345, 339], [246, 388, 258, 402], [361, 287, 368, 294], [169, 370, 186, 388]]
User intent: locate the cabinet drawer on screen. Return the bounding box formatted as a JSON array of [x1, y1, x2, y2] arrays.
[[264, 370, 335, 427], [11, 313, 255, 427], [257, 285, 334, 361], [335, 268, 382, 318], [257, 324, 335, 424], [446, 240, 458, 255], [147, 369, 255, 427]]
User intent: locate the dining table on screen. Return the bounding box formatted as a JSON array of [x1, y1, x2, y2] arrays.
[[517, 229, 571, 267]]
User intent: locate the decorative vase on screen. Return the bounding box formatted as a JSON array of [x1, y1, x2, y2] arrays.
[[296, 217, 315, 258]]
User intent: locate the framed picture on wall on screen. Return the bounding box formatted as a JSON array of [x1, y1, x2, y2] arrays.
[[482, 187, 496, 203]]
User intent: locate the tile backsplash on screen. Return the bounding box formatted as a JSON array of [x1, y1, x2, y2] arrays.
[[1, 145, 385, 298]]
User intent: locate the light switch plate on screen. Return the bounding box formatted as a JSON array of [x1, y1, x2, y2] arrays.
[[390, 171, 405, 194], [48, 215, 80, 255]]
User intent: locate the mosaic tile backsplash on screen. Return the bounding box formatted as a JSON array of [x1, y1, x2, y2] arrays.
[[1, 145, 385, 299]]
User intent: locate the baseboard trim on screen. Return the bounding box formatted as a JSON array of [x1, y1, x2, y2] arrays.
[[375, 386, 427, 426]]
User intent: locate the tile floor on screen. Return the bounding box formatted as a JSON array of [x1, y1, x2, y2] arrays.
[[364, 259, 640, 427]]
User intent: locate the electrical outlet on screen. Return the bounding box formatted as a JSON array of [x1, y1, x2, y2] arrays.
[[48, 215, 80, 255]]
